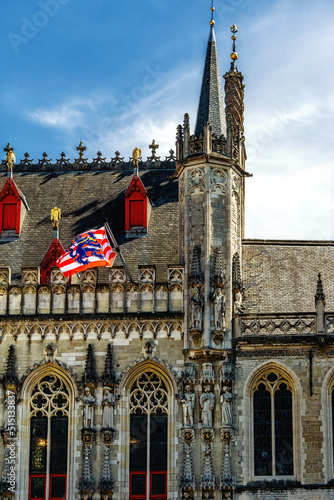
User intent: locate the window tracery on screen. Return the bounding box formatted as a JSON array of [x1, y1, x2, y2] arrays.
[[252, 371, 293, 477], [129, 371, 168, 500], [29, 374, 69, 500]]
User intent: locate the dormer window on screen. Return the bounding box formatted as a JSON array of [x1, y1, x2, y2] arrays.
[[0, 177, 29, 241], [125, 170, 151, 238]]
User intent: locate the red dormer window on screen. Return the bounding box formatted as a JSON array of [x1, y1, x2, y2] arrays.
[[125, 173, 151, 237], [41, 238, 65, 285], [0, 177, 29, 239]]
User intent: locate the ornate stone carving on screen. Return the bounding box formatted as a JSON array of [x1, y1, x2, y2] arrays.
[[79, 447, 95, 499], [212, 287, 226, 336], [220, 386, 233, 428], [180, 385, 195, 427], [99, 447, 114, 499], [180, 443, 196, 492], [200, 385, 215, 428], [200, 443, 215, 492], [201, 363, 215, 385], [83, 386, 96, 430]]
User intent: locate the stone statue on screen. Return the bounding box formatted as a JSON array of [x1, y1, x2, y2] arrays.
[[190, 286, 204, 330], [200, 385, 215, 427], [180, 385, 195, 427], [83, 386, 96, 428], [221, 386, 233, 427], [233, 290, 245, 315], [212, 287, 225, 331], [102, 386, 116, 429]]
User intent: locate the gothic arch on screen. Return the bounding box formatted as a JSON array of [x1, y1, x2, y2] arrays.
[[17, 363, 79, 500], [116, 358, 179, 499], [242, 361, 303, 483], [321, 366, 334, 482]]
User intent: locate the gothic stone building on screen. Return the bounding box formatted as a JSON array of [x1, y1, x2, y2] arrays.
[[1, 21, 334, 500]]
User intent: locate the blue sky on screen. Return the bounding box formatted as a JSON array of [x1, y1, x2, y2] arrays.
[[1, 0, 333, 239]]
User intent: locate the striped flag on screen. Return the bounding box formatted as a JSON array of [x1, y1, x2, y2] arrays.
[[56, 227, 116, 278]]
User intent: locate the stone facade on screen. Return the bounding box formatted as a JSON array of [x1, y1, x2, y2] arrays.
[[0, 20, 333, 500]]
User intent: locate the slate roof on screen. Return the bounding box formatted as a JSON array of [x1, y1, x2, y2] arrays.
[[242, 240, 334, 314], [195, 26, 226, 138], [0, 162, 179, 283]]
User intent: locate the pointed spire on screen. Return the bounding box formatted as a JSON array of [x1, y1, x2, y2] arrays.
[[315, 272, 326, 307], [83, 344, 98, 388], [195, 13, 226, 138], [201, 443, 215, 490], [180, 443, 196, 490], [220, 443, 236, 491], [100, 447, 114, 497], [4, 345, 18, 393], [190, 245, 202, 285], [224, 26, 245, 138], [213, 246, 225, 288], [102, 344, 115, 388], [80, 447, 95, 495]]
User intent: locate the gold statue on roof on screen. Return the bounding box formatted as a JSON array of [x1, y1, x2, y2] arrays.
[[4, 143, 16, 172], [132, 147, 142, 167], [51, 207, 61, 228]]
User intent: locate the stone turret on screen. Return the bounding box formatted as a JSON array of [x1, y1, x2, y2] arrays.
[[175, 22, 247, 352]]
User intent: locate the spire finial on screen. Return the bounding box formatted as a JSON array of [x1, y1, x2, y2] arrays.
[[230, 24, 239, 70], [210, 0, 215, 26]]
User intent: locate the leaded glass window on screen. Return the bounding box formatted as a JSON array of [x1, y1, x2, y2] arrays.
[[129, 372, 168, 500], [253, 371, 293, 477], [29, 374, 69, 500]]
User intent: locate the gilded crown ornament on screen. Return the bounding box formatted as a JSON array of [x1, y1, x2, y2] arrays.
[[4, 143, 16, 173], [51, 207, 61, 228], [132, 147, 142, 167]]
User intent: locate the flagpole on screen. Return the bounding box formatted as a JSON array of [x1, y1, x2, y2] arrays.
[[104, 222, 134, 283]]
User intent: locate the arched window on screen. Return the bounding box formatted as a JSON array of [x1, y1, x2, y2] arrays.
[[29, 374, 69, 500], [129, 371, 168, 500], [252, 371, 293, 477]]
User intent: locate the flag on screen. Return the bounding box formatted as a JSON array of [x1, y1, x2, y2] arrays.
[[56, 227, 116, 278]]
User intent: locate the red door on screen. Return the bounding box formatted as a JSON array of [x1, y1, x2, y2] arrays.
[[130, 200, 144, 227], [2, 203, 17, 230]]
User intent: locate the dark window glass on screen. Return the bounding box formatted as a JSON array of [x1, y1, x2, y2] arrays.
[[50, 417, 68, 473], [150, 415, 167, 471], [332, 390, 334, 463], [30, 418, 47, 473], [130, 415, 147, 471], [50, 475, 66, 498], [151, 472, 166, 495], [131, 473, 146, 495], [30, 476, 46, 498], [275, 383, 293, 475], [254, 383, 272, 475]]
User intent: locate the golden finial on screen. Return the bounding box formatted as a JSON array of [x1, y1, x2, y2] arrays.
[[51, 207, 61, 229], [132, 147, 142, 167], [230, 24, 239, 66], [210, 0, 215, 26], [4, 143, 16, 173]]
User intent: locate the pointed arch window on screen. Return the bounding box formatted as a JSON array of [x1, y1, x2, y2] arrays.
[[129, 371, 168, 500], [29, 375, 69, 500], [253, 371, 293, 477]]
